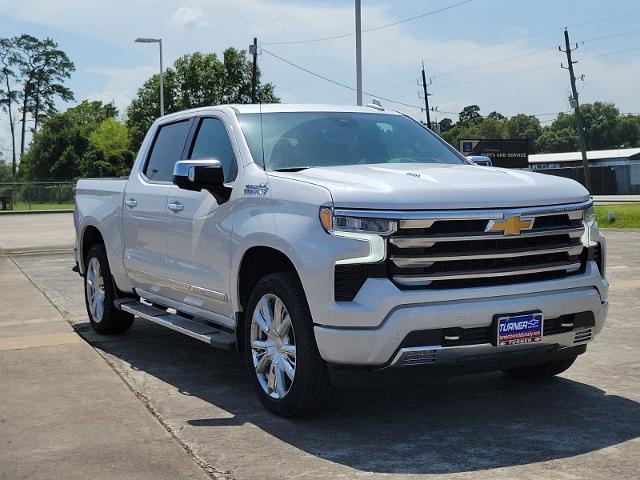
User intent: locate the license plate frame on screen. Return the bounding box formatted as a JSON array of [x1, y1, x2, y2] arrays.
[[495, 311, 543, 347]]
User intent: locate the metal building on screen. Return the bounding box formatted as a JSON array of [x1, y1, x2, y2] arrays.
[[529, 148, 640, 194]]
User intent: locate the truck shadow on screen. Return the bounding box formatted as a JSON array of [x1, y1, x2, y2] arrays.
[[83, 320, 640, 475]]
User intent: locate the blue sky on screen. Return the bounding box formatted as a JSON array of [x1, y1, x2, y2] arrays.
[[1, 0, 640, 156]]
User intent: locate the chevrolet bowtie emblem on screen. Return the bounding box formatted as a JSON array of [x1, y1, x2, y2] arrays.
[[486, 215, 534, 236]]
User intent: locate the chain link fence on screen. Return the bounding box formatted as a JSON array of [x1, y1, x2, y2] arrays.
[[0, 182, 75, 211]]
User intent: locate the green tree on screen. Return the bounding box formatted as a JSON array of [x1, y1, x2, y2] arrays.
[[0, 37, 19, 179], [535, 127, 579, 153], [13, 34, 75, 155], [579, 102, 621, 150], [0, 153, 11, 182], [85, 118, 134, 177], [127, 47, 280, 150], [19, 100, 130, 180], [616, 115, 640, 148], [438, 117, 453, 134], [505, 114, 542, 142], [457, 105, 481, 127]]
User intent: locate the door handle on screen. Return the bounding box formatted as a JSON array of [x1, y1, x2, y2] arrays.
[[168, 201, 184, 212], [124, 198, 137, 208]]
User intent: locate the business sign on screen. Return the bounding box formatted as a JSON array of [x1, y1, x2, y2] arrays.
[[460, 139, 529, 168]]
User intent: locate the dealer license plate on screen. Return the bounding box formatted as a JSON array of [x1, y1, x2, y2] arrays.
[[496, 312, 543, 346]]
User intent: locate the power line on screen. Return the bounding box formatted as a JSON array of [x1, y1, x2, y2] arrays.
[[433, 27, 640, 80], [429, 9, 640, 62], [436, 45, 640, 91], [262, 0, 474, 46], [261, 42, 640, 122], [260, 48, 422, 109]]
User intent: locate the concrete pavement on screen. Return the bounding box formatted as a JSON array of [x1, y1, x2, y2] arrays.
[[0, 212, 75, 253], [1, 213, 639, 479], [0, 255, 213, 480]]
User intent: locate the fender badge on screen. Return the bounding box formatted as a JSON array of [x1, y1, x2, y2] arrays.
[[244, 183, 269, 197]]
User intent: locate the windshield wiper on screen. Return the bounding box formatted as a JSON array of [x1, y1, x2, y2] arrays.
[[271, 166, 313, 172]]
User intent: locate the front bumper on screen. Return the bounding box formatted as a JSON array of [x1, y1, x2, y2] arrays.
[[313, 266, 608, 367]]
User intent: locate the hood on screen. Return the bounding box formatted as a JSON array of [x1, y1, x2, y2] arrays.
[[269, 163, 589, 210]]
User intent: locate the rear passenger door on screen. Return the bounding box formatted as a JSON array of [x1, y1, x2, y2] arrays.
[[164, 115, 239, 320], [123, 118, 193, 295]]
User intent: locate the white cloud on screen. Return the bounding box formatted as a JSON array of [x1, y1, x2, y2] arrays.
[[84, 65, 157, 115], [0, 0, 639, 124], [171, 5, 205, 29], [86, 90, 134, 117]]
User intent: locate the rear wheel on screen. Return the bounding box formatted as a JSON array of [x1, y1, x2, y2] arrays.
[[245, 272, 331, 417], [84, 244, 134, 334], [503, 355, 578, 379]]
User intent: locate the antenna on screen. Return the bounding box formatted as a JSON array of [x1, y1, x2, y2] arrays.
[[259, 101, 266, 170]]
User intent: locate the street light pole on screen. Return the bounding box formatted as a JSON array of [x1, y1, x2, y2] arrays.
[[355, 0, 363, 106], [135, 37, 165, 117]]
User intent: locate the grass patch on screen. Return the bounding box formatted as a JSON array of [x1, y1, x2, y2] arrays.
[[595, 203, 640, 229], [10, 201, 74, 211]]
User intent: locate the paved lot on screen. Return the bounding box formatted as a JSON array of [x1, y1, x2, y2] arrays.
[[1, 213, 639, 479]]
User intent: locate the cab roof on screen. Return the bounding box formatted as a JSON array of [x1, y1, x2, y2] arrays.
[[158, 103, 402, 122]]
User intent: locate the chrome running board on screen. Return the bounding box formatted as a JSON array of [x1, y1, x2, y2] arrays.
[[115, 299, 235, 350]]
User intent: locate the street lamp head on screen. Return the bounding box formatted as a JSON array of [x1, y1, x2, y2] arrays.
[[135, 37, 160, 43]]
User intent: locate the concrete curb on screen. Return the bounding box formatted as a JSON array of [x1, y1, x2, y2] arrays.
[[0, 209, 74, 215]]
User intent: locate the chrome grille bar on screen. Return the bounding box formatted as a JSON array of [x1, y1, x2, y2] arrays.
[[390, 244, 584, 267], [389, 225, 584, 249], [393, 262, 582, 286], [334, 199, 591, 221]]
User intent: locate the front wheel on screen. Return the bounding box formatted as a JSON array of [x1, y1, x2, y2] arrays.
[[503, 355, 578, 380], [244, 272, 331, 417], [84, 244, 134, 334]]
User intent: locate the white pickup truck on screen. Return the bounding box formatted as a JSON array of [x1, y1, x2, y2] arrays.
[[74, 104, 608, 417]]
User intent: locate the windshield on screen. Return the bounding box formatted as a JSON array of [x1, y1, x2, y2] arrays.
[[238, 112, 465, 171]]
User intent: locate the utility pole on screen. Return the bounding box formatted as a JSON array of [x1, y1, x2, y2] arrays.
[[560, 28, 591, 191], [250, 37, 258, 103], [420, 62, 432, 130], [355, 0, 363, 106]]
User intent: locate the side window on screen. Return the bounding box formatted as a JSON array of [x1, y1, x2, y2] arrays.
[[189, 118, 237, 182], [144, 120, 192, 182]]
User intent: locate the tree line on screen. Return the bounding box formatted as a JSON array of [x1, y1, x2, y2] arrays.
[[439, 102, 640, 154], [2, 33, 640, 182], [20, 47, 279, 180]]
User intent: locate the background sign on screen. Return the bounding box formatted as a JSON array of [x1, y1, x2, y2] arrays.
[[460, 139, 529, 168]]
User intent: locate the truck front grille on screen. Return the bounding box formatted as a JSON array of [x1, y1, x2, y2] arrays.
[[387, 205, 587, 289]]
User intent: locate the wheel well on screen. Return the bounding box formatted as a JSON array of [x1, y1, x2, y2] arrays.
[[81, 226, 104, 267], [236, 246, 299, 352]]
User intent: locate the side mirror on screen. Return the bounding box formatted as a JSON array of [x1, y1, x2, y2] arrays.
[[173, 159, 232, 202]]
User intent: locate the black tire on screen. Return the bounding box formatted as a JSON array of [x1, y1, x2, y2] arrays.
[[84, 244, 134, 334], [503, 355, 578, 380], [244, 272, 332, 417]]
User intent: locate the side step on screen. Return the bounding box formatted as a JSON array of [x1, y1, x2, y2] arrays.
[[115, 299, 235, 350]]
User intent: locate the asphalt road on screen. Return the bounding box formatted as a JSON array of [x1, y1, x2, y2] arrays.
[[1, 213, 639, 479]]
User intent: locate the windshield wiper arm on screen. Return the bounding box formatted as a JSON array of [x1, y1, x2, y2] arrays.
[[272, 166, 313, 172]]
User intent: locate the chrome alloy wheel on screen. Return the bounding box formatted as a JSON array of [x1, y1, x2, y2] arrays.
[[86, 256, 106, 323], [250, 294, 297, 399]]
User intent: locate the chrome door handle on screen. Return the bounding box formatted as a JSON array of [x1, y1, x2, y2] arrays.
[[168, 201, 184, 212], [124, 198, 137, 208]]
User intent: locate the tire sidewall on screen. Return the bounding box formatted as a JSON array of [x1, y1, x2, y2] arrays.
[[244, 273, 322, 415], [84, 244, 131, 333]]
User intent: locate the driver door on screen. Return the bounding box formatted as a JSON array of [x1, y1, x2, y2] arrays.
[[164, 115, 239, 320]]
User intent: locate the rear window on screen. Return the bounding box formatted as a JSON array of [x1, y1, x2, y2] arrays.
[[144, 120, 192, 182]]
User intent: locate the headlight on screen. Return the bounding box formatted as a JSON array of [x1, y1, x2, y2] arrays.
[[319, 207, 396, 235], [583, 205, 594, 225]]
